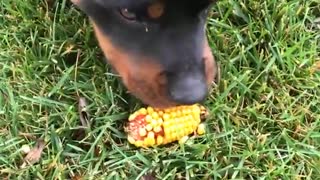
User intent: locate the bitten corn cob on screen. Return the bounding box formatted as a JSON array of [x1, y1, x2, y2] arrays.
[[125, 104, 208, 147]]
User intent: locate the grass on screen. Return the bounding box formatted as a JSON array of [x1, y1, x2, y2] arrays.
[[0, 0, 319, 179]]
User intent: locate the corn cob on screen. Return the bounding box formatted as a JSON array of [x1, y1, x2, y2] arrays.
[[125, 104, 208, 147]]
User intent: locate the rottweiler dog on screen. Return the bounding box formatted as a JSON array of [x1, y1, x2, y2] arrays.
[[71, 0, 218, 108]]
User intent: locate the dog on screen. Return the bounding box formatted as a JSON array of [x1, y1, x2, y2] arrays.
[[71, 0, 218, 108]]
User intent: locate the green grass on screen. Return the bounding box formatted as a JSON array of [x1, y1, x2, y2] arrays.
[[0, 0, 319, 179]]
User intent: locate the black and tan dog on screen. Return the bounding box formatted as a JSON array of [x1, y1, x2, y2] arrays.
[[71, 0, 218, 108]]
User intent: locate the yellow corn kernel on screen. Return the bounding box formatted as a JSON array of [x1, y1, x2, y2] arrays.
[[144, 137, 155, 146], [128, 136, 136, 144], [197, 123, 206, 135], [145, 115, 152, 123], [151, 112, 159, 119], [157, 118, 164, 126], [147, 107, 154, 114], [135, 141, 143, 147], [154, 126, 162, 133], [165, 134, 172, 142], [139, 128, 147, 137], [187, 126, 193, 134], [151, 119, 158, 127], [139, 108, 147, 115], [147, 132, 155, 139], [125, 104, 207, 147], [150, 138, 156, 146], [146, 124, 153, 131], [176, 110, 182, 117], [193, 106, 201, 114], [163, 113, 170, 121], [163, 121, 171, 129], [157, 136, 164, 145], [158, 111, 164, 116], [181, 109, 186, 115], [128, 114, 136, 121], [170, 111, 177, 118], [170, 132, 177, 140], [164, 126, 174, 135], [179, 136, 189, 144]]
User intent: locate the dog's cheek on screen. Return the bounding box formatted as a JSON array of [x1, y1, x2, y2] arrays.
[[205, 57, 215, 85], [127, 77, 158, 102], [91, 22, 133, 83], [203, 41, 216, 85], [126, 67, 176, 108], [127, 65, 166, 104]]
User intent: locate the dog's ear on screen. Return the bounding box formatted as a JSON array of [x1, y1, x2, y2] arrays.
[[71, 0, 156, 14]]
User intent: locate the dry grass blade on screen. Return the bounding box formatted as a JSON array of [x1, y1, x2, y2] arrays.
[[78, 97, 91, 129], [20, 139, 46, 168]]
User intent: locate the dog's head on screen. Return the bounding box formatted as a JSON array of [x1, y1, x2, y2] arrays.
[[72, 0, 218, 108]]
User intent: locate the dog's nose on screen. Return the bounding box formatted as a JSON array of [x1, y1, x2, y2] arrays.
[[168, 74, 208, 105]]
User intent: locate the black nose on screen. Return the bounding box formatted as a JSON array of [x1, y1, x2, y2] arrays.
[[168, 74, 208, 105]]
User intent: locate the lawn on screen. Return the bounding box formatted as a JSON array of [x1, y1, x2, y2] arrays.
[[0, 0, 319, 179]]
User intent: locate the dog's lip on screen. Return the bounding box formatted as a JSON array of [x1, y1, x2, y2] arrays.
[[145, 100, 202, 109], [145, 101, 178, 109]]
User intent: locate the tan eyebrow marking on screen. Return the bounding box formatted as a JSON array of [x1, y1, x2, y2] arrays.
[[147, 0, 165, 19]]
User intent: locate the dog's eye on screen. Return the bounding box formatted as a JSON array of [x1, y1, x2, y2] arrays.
[[120, 8, 137, 21]]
